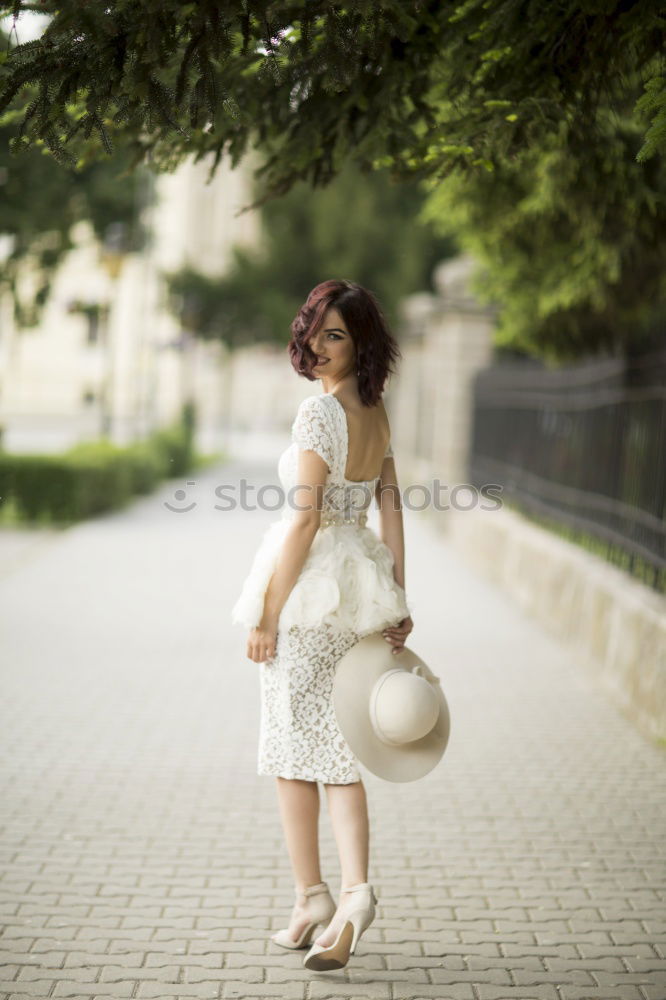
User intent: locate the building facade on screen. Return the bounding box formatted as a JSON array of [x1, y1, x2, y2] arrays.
[[0, 151, 263, 454]]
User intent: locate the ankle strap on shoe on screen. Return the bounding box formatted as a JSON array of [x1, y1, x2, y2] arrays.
[[341, 882, 378, 905], [298, 881, 329, 898]]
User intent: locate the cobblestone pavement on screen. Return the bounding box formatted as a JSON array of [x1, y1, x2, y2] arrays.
[[1, 457, 665, 1000]]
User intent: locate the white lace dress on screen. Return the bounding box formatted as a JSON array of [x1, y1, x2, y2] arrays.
[[231, 392, 412, 783]]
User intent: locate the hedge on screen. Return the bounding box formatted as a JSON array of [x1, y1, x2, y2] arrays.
[[0, 405, 197, 525]]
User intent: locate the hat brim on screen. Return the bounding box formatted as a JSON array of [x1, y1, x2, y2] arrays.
[[333, 632, 450, 782]]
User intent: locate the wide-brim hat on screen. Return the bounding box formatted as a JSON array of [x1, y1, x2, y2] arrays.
[[333, 632, 450, 783]]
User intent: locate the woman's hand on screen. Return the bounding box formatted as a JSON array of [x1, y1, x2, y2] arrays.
[[247, 616, 278, 663], [382, 615, 414, 655]]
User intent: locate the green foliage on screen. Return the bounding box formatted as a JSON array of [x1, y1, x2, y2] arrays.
[[165, 159, 456, 348], [181, 400, 196, 444], [2, 4, 664, 361], [419, 106, 666, 361], [0, 2, 662, 207], [0, 26, 153, 326], [0, 403, 198, 524], [151, 422, 195, 478], [0, 120, 152, 324], [165, 266, 242, 345], [118, 440, 166, 494], [53, 440, 135, 516], [0, 454, 78, 521], [635, 74, 666, 163]]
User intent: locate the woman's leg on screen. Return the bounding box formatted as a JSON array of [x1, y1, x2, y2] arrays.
[[276, 776, 323, 886], [311, 777, 370, 947], [275, 776, 325, 940]]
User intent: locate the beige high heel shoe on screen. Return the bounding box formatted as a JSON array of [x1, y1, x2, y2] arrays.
[[271, 881, 337, 950], [302, 881, 378, 970]]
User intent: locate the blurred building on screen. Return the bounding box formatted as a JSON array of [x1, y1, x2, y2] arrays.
[[0, 151, 263, 454]]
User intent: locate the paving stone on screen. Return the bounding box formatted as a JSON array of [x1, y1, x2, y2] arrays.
[[0, 985, 52, 996], [224, 986, 304, 999], [308, 982, 392, 999], [136, 985, 219, 999], [51, 986, 135, 999], [474, 988, 561, 1000], [557, 989, 647, 1000], [391, 988, 475, 1000]]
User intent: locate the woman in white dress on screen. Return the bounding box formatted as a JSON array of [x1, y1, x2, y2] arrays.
[[231, 279, 414, 969]]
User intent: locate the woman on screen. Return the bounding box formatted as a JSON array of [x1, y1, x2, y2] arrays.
[[231, 279, 414, 970]]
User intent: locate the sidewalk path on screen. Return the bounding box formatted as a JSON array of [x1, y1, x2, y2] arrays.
[[1, 456, 664, 1000]]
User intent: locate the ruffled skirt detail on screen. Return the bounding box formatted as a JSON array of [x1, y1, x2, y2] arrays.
[[231, 518, 411, 637]]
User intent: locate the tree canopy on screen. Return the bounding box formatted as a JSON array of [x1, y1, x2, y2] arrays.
[[0, 1, 663, 210], [421, 103, 666, 361], [0, 85, 151, 325], [1, 2, 664, 360]]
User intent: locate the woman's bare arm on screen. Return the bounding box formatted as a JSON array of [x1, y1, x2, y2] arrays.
[[246, 448, 327, 663], [375, 455, 405, 590], [376, 453, 413, 654]]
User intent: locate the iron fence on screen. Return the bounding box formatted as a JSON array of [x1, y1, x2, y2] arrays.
[[469, 347, 666, 592]]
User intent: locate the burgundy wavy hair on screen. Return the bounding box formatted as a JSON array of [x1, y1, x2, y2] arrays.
[[287, 280, 401, 407]]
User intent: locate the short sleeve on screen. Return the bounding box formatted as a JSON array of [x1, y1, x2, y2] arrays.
[[292, 395, 335, 472], [384, 440, 394, 459]]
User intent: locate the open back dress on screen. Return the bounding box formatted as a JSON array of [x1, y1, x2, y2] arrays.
[[231, 391, 412, 783]]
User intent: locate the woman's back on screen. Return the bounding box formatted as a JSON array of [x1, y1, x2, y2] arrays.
[[328, 392, 391, 483]]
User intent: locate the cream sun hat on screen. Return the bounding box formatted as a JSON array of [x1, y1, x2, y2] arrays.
[[332, 632, 451, 782]]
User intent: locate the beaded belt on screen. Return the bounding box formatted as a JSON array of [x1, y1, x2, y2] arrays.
[[320, 511, 368, 528]]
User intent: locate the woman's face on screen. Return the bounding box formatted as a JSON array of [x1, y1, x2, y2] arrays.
[[309, 307, 356, 381]]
